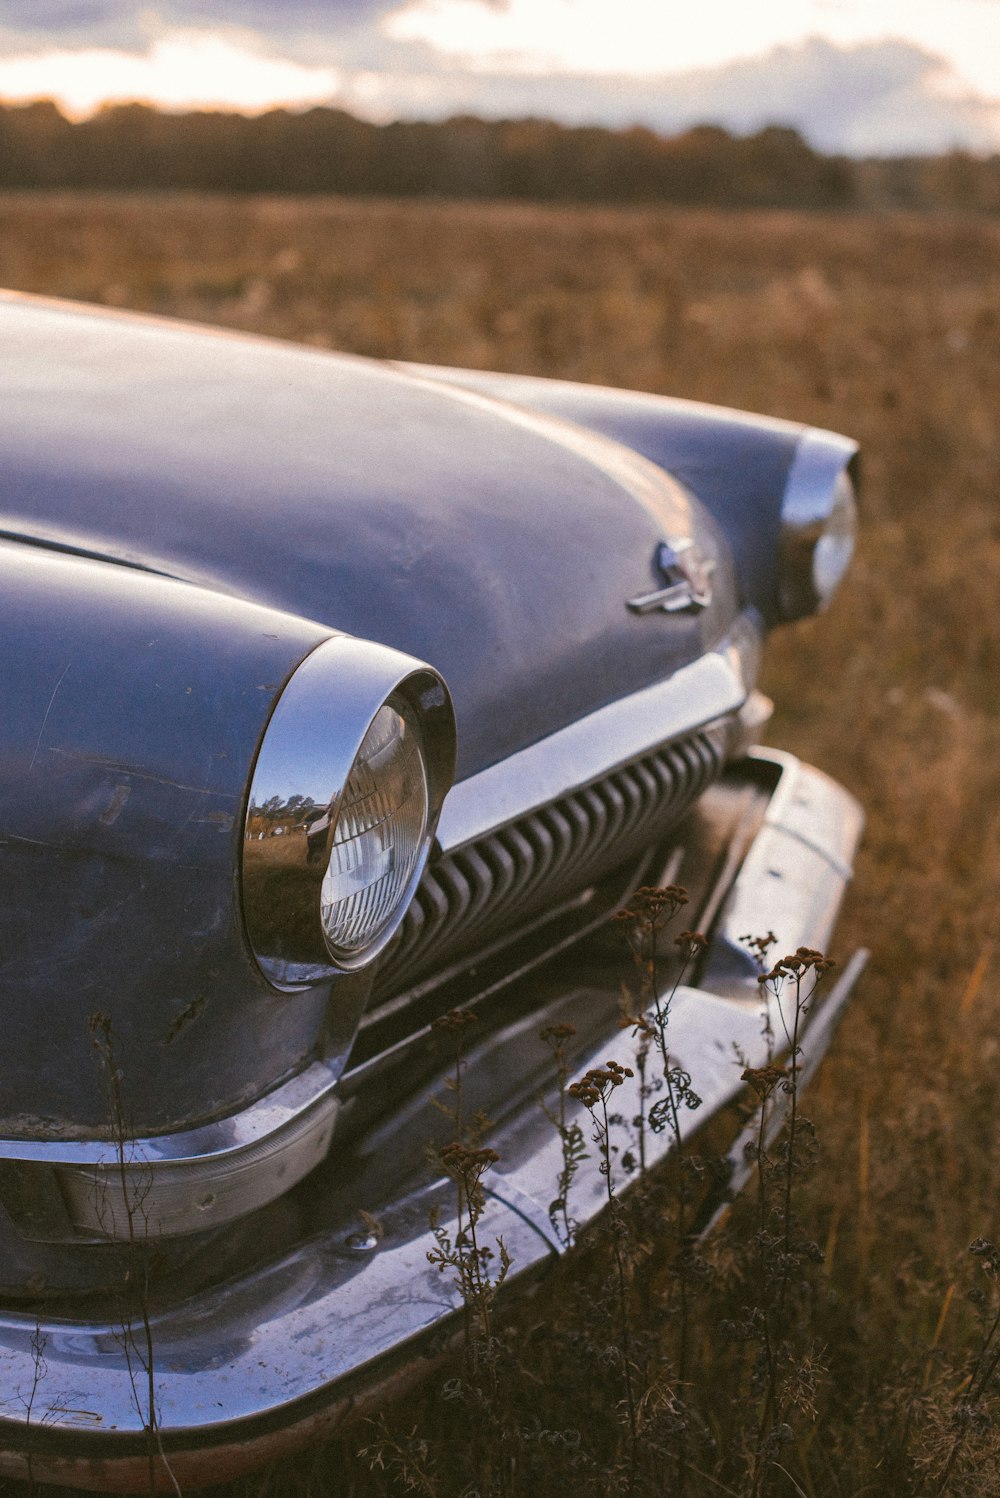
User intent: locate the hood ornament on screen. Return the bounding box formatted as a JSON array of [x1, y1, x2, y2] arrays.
[[628, 538, 715, 615]]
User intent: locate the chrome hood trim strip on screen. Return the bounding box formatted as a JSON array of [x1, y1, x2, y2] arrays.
[[436, 612, 761, 853]]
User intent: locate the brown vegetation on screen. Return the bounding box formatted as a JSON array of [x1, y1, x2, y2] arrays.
[[2, 193, 998, 1493]]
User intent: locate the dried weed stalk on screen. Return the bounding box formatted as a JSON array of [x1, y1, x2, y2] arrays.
[[89, 1011, 182, 1498]]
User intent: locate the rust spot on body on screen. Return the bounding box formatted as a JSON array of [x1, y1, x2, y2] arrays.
[[164, 994, 206, 1045], [99, 785, 131, 825]]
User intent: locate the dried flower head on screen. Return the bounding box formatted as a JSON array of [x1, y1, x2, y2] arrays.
[[741, 930, 778, 966], [568, 1060, 634, 1107], [758, 947, 837, 983], [431, 1008, 478, 1034], [540, 1022, 577, 1043], [741, 1062, 789, 1100], [439, 1141, 500, 1175], [616, 884, 689, 923]]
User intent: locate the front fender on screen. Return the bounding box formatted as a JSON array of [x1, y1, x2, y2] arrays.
[[0, 541, 342, 1136]]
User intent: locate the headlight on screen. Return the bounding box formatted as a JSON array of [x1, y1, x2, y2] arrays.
[[777, 429, 859, 621], [320, 699, 428, 960], [242, 636, 455, 990]]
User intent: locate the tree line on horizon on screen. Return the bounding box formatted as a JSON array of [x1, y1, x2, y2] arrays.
[[1, 99, 999, 211]]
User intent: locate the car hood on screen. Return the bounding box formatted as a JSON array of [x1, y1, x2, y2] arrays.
[[0, 294, 738, 779]]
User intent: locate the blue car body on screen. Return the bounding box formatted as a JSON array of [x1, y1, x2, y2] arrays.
[[0, 292, 862, 1489]]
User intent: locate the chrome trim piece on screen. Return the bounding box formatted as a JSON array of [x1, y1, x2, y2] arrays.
[[242, 634, 456, 988], [436, 613, 761, 852], [728, 689, 773, 759], [627, 579, 698, 614], [0, 1061, 342, 1243], [698, 747, 863, 999], [376, 723, 723, 1000], [0, 748, 863, 1460], [0, 1183, 554, 1451], [778, 426, 859, 620], [628, 537, 715, 614]]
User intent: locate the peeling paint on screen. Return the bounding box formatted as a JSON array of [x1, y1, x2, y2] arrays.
[[163, 994, 207, 1046], [98, 785, 131, 826]]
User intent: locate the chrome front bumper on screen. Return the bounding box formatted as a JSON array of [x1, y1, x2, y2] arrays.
[[0, 748, 864, 1491]]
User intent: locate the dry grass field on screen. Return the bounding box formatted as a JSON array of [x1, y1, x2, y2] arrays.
[[1, 193, 998, 1495]]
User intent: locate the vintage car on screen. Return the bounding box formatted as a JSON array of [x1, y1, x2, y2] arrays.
[[0, 289, 863, 1490]]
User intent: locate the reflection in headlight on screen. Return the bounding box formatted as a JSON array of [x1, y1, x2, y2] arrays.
[[321, 702, 429, 957]]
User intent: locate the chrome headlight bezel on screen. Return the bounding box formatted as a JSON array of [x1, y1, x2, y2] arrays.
[[777, 428, 859, 621], [242, 635, 455, 991]]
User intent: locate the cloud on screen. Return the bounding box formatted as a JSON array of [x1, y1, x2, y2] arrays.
[[0, 7, 998, 154], [334, 37, 1000, 155], [0, 1, 361, 21], [624, 36, 1000, 155], [0, 1, 407, 44], [0, 1, 128, 25]]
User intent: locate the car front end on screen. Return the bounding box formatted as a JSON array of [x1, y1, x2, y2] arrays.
[[0, 291, 863, 1489]]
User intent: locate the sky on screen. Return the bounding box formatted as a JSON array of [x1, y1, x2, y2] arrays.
[[1, 1, 999, 155]]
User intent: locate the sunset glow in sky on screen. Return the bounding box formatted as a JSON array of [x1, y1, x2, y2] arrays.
[[388, 0, 1000, 92], [1, 0, 999, 154], [0, 33, 342, 118]]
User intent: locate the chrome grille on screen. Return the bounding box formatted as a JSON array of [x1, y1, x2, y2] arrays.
[[372, 726, 724, 1001]]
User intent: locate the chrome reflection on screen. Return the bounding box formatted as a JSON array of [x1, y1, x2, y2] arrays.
[[435, 614, 761, 853], [627, 536, 715, 614], [321, 701, 429, 958], [242, 635, 455, 990], [0, 1059, 342, 1243], [778, 427, 859, 620]]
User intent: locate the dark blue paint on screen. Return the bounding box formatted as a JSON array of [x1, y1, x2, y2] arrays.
[[411, 368, 804, 623], [0, 541, 341, 1134], [0, 296, 739, 783], [0, 295, 790, 1146]]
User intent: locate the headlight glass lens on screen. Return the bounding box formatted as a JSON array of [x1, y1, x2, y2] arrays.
[[320, 700, 429, 958]]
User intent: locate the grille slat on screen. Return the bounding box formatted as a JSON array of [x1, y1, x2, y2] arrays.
[[372, 726, 724, 1001], [650, 752, 678, 806], [502, 817, 556, 924], [616, 763, 648, 842], [482, 835, 518, 907], [598, 776, 629, 850], [580, 783, 610, 855], [457, 845, 498, 930], [538, 804, 576, 890]]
